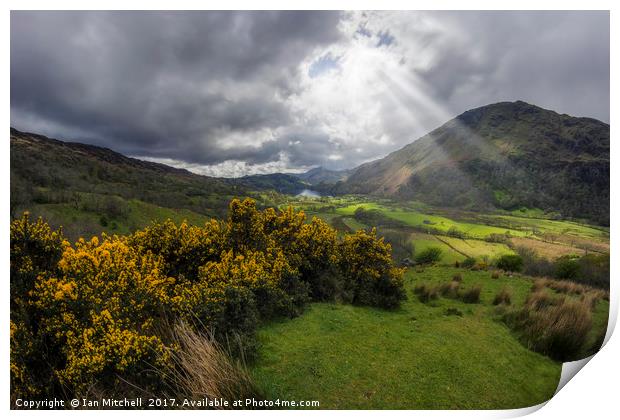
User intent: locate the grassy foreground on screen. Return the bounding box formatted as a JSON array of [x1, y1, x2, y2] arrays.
[[251, 266, 608, 409]]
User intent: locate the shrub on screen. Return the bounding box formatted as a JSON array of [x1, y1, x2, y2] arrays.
[[296, 218, 342, 301], [461, 286, 482, 304], [10, 213, 67, 399], [31, 235, 175, 395], [496, 254, 523, 272], [493, 286, 512, 305], [516, 248, 609, 290], [461, 257, 476, 269], [10, 213, 66, 303], [414, 284, 439, 303], [415, 247, 443, 265], [577, 253, 609, 289], [516, 247, 554, 277], [128, 218, 225, 280], [339, 228, 406, 309], [554, 256, 580, 280]]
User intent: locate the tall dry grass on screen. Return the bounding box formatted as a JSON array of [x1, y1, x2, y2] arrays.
[[506, 291, 592, 361], [492, 286, 512, 306], [161, 322, 263, 406], [438, 281, 461, 299], [460, 285, 482, 304], [414, 283, 439, 303]]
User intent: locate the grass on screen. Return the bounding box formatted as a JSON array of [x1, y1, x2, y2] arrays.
[[161, 323, 262, 405], [441, 236, 514, 260], [25, 199, 209, 240], [251, 267, 571, 409], [509, 237, 587, 259], [493, 214, 608, 240], [336, 202, 526, 239], [409, 233, 463, 264], [493, 286, 512, 305], [340, 217, 368, 232], [503, 292, 593, 361], [322, 197, 608, 249]]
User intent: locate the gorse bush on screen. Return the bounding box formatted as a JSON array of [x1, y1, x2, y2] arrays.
[[339, 229, 406, 309], [10, 199, 406, 401]]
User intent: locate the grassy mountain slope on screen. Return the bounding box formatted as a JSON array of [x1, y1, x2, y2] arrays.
[[336, 101, 609, 225], [10, 128, 258, 238]]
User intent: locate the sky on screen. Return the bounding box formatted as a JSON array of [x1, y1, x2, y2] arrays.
[[11, 11, 610, 177]]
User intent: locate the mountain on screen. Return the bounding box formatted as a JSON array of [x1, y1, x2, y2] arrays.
[[10, 128, 272, 238], [238, 166, 353, 194], [238, 173, 309, 195], [335, 101, 609, 225], [293, 166, 352, 185]]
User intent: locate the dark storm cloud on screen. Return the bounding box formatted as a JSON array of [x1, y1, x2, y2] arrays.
[[11, 11, 610, 175], [11, 10, 343, 165], [416, 11, 610, 123]]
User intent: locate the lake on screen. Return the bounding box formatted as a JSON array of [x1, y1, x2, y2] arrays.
[[296, 189, 321, 198]]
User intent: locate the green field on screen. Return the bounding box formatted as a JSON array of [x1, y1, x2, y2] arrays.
[[334, 201, 528, 238], [440, 236, 514, 260], [409, 233, 464, 264], [409, 233, 515, 265], [295, 197, 609, 262], [251, 266, 608, 409]]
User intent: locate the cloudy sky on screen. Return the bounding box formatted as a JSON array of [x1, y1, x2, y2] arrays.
[[11, 11, 609, 177]]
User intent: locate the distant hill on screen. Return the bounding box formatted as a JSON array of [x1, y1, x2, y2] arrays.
[[292, 166, 352, 185], [335, 101, 609, 225], [239, 173, 309, 195], [238, 167, 352, 193]]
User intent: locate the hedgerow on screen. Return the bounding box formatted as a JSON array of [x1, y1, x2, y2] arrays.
[[10, 199, 406, 401]]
